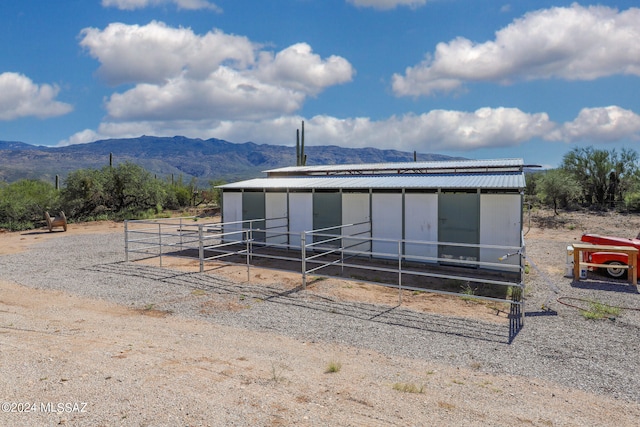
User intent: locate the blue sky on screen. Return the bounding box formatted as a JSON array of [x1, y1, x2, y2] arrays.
[[1, 0, 639, 168]]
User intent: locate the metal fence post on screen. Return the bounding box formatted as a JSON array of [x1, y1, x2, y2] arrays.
[[398, 240, 402, 305], [124, 220, 129, 262], [246, 230, 251, 282], [301, 232, 307, 289], [158, 223, 162, 267], [179, 217, 184, 250], [249, 220, 253, 263], [199, 224, 204, 273]]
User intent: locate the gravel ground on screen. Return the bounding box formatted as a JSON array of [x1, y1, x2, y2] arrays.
[[1, 214, 640, 425]]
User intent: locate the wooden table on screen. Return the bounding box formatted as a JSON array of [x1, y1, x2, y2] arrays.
[[571, 243, 638, 286]]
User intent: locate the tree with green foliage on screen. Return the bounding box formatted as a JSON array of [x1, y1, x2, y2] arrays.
[[561, 147, 640, 208], [163, 175, 193, 210], [61, 162, 165, 220], [537, 169, 582, 215], [60, 168, 109, 218], [0, 179, 60, 230]]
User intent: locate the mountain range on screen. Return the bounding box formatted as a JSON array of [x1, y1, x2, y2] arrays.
[[0, 136, 462, 185]]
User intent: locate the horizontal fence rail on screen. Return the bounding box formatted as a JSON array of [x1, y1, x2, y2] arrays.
[[125, 216, 525, 327]]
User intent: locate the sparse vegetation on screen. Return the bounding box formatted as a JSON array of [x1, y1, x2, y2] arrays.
[[437, 401, 456, 410], [270, 363, 286, 383], [460, 282, 477, 301], [392, 382, 424, 393], [581, 300, 621, 320], [0, 162, 219, 231], [325, 361, 342, 373]]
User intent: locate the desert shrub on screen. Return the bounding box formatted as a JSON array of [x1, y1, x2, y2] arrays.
[[163, 175, 195, 210], [0, 179, 60, 230], [61, 163, 166, 220]]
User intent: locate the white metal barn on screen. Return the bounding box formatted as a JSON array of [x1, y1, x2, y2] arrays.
[[218, 158, 526, 272]]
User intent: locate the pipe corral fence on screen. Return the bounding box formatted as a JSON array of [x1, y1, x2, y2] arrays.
[[125, 216, 526, 330]]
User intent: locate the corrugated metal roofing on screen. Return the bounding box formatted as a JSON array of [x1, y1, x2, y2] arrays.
[[264, 158, 524, 175], [219, 172, 525, 190]]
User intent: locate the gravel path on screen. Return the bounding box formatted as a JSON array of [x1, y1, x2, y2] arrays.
[[2, 228, 639, 407]]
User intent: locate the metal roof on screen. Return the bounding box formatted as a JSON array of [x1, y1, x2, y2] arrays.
[[219, 172, 525, 190], [264, 158, 525, 176]]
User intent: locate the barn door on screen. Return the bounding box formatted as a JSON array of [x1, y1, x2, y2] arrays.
[[438, 191, 480, 264], [313, 191, 342, 245], [242, 191, 265, 242]]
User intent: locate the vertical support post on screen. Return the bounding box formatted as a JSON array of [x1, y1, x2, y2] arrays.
[[199, 224, 204, 273], [246, 230, 251, 282], [179, 217, 184, 250], [520, 284, 525, 328], [340, 234, 344, 276], [629, 248, 637, 286], [520, 246, 526, 327], [158, 223, 163, 267], [124, 220, 129, 262], [301, 232, 307, 289], [249, 225, 253, 264], [572, 245, 580, 281], [398, 240, 403, 305]]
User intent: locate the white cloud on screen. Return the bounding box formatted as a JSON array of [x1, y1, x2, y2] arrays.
[[80, 21, 256, 85], [297, 108, 554, 151], [58, 129, 102, 146], [393, 4, 640, 96], [105, 69, 305, 121], [346, 0, 427, 10], [63, 104, 640, 150], [62, 107, 555, 151], [102, 0, 222, 12], [256, 43, 355, 96], [547, 106, 640, 143], [80, 22, 354, 123], [0, 72, 73, 120]]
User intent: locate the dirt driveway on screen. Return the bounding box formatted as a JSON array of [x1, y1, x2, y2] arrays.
[[1, 212, 640, 426]]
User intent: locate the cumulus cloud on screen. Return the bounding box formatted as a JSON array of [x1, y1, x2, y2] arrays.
[[105, 69, 305, 121], [298, 108, 554, 151], [255, 43, 355, 95], [346, 0, 427, 10], [102, 0, 222, 12], [62, 103, 640, 149], [80, 21, 255, 85], [393, 4, 640, 96], [62, 107, 557, 151], [0, 72, 73, 120], [547, 106, 640, 143], [80, 22, 354, 123]]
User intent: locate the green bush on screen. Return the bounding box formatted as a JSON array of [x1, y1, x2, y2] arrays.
[[624, 192, 640, 212], [61, 163, 166, 220], [0, 179, 60, 230]]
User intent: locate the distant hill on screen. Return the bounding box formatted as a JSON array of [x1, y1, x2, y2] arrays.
[[0, 136, 464, 184]]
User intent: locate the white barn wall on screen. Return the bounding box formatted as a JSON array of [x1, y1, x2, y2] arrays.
[[372, 192, 403, 258], [288, 192, 313, 248], [265, 192, 288, 245], [480, 194, 522, 268], [405, 193, 438, 263], [342, 192, 371, 255], [222, 192, 243, 242]]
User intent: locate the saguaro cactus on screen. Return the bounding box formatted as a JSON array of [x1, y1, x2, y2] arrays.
[[296, 120, 307, 166]]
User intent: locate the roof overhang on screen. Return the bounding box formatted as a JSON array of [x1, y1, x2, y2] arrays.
[[218, 172, 526, 191]]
